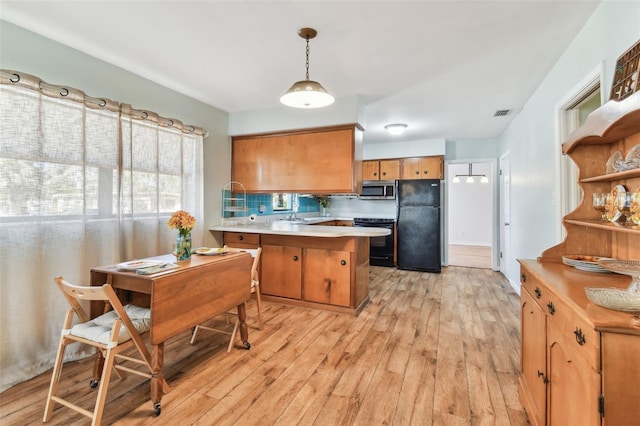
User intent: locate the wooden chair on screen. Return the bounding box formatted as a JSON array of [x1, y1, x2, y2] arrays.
[[190, 247, 263, 352], [44, 276, 156, 426]]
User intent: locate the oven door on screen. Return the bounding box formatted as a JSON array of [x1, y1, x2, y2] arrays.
[[369, 231, 394, 266], [354, 220, 395, 267]]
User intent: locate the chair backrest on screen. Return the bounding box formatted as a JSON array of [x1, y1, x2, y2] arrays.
[[54, 276, 144, 341], [247, 247, 262, 283]]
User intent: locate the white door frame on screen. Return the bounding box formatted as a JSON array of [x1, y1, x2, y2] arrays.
[[499, 152, 511, 283], [554, 62, 605, 240], [445, 158, 499, 270]]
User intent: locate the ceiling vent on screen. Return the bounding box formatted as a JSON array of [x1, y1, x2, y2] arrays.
[[494, 109, 511, 117]]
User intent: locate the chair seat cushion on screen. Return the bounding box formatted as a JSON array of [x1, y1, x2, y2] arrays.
[[70, 304, 151, 345]]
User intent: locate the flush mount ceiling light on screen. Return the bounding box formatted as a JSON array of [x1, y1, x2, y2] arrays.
[[454, 163, 489, 184], [384, 123, 408, 136], [280, 27, 334, 109]]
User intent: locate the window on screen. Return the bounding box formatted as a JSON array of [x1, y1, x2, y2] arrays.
[[272, 193, 292, 211]]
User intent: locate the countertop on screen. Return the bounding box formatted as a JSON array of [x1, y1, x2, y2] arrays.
[[209, 217, 391, 238]]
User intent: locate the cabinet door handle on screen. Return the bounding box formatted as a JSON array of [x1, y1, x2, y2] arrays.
[[534, 287, 541, 299], [340, 259, 347, 266], [293, 255, 298, 261], [415, 170, 420, 175], [574, 328, 586, 346], [521, 273, 527, 283], [537, 370, 549, 384], [547, 302, 555, 315], [423, 170, 428, 174], [373, 172, 378, 176], [382, 172, 386, 176]]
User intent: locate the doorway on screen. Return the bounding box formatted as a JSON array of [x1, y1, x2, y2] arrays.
[[500, 153, 511, 279], [447, 161, 494, 269]]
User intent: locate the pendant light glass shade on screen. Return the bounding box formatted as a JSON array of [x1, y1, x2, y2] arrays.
[[280, 80, 334, 108], [281, 27, 334, 109]]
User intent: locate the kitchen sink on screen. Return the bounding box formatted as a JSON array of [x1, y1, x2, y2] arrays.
[[280, 216, 327, 223]]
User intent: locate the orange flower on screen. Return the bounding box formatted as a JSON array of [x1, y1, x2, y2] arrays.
[[168, 210, 196, 235]]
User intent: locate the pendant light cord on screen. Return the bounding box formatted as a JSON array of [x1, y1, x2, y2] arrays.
[[305, 36, 310, 81]]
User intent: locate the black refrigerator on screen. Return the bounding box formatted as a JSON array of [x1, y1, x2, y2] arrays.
[[396, 179, 441, 272]]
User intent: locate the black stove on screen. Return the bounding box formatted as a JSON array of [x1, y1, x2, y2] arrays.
[[353, 218, 395, 267]]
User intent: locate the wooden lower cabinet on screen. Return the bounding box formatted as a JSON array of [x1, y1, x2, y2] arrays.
[[520, 287, 547, 426], [303, 248, 351, 307], [519, 260, 640, 426], [260, 234, 369, 315], [547, 333, 600, 426], [261, 244, 302, 299]]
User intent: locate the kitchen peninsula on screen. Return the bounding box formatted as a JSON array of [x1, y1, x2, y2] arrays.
[[210, 220, 390, 315]]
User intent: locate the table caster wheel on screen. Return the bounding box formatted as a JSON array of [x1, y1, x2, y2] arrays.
[[243, 341, 251, 350], [89, 379, 99, 389], [153, 402, 161, 416]]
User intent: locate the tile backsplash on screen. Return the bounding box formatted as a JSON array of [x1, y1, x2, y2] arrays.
[[223, 192, 321, 218]]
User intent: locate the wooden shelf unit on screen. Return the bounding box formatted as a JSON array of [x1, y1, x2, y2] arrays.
[[519, 91, 640, 426]]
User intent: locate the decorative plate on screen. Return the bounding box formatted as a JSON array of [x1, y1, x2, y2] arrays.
[[562, 255, 613, 273], [630, 188, 640, 225], [605, 185, 625, 222], [195, 247, 229, 256]]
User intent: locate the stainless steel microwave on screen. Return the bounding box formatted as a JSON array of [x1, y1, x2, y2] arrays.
[[360, 180, 396, 200]]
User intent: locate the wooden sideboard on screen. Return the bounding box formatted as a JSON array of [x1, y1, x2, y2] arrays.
[[518, 92, 640, 426]]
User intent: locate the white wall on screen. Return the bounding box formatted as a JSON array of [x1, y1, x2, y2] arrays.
[[447, 162, 492, 246], [364, 138, 446, 159], [498, 0, 640, 289]]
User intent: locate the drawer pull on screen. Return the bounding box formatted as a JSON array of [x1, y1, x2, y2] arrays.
[[547, 302, 555, 315], [239, 235, 244, 241], [340, 259, 347, 266], [293, 255, 299, 261], [521, 273, 527, 283], [574, 328, 586, 346], [534, 287, 541, 299]]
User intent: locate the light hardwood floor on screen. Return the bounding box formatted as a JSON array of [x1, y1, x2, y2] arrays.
[[0, 266, 528, 426], [449, 244, 492, 269]]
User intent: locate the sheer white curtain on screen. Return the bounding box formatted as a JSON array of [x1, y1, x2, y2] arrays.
[[0, 70, 204, 392]]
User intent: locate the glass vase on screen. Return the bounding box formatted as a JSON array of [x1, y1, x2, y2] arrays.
[[176, 232, 192, 261]]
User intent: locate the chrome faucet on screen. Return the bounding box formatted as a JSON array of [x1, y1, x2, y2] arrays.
[[289, 194, 299, 220]]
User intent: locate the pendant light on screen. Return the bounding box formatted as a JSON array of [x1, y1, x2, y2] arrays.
[[453, 163, 489, 184], [280, 27, 334, 109]]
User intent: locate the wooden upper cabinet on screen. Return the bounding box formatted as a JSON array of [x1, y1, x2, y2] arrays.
[[379, 159, 400, 180], [363, 159, 400, 181], [362, 160, 380, 180], [232, 124, 363, 193], [400, 156, 443, 179]]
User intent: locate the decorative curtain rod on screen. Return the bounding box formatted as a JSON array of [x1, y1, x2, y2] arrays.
[[0, 69, 208, 137]]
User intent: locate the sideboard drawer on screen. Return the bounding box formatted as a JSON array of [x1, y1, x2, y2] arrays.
[[520, 269, 545, 308]]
